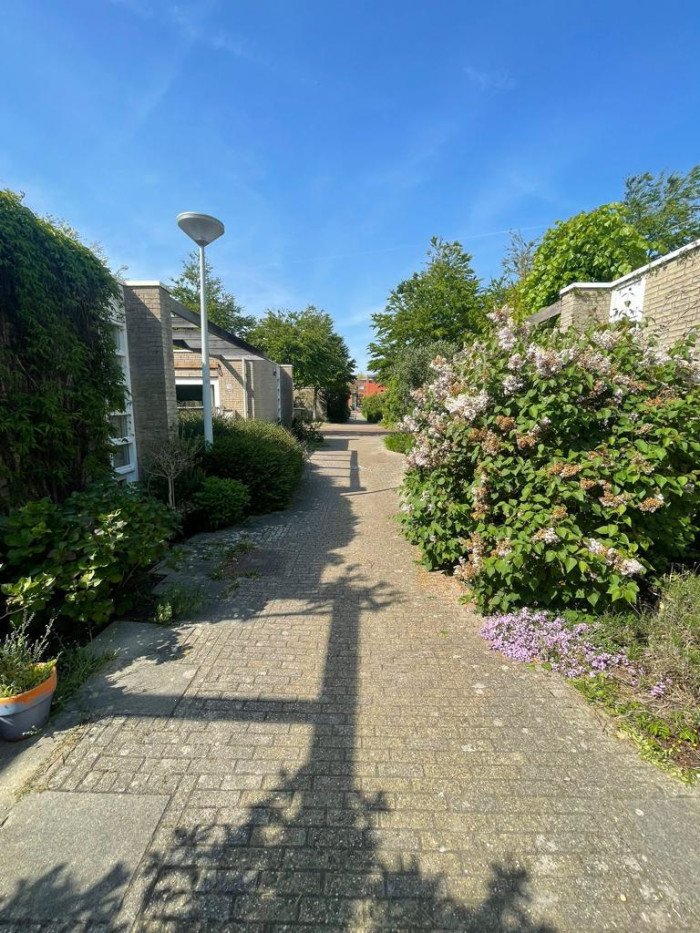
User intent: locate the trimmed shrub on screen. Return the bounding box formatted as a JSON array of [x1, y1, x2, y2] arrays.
[[362, 393, 385, 423], [384, 432, 413, 454], [326, 387, 351, 423], [192, 477, 249, 530], [0, 481, 177, 638], [0, 191, 125, 508], [182, 416, 304, 513], [399, 308, 700, 613]]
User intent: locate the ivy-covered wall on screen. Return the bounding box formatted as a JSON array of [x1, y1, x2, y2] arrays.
[[0, 190, 124, 508]]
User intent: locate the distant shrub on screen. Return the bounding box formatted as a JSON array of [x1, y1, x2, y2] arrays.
[[326, 388, 351, 423], [0, 482, 177, 639], [192, 476, 249, 530], [291, 416, 324, 449], [182, 416, 304, 513], [400, 308, 700, 614], [384, 432, 413, 454], [362, 394, 386, 423]]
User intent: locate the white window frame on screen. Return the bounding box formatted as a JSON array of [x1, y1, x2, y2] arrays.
[[175, 377, 221, 412], [110, 301, 138, 481]]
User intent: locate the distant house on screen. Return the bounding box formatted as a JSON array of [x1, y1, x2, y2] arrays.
[[117, 280, 293, 479], [528, 239, 700, 344], [350, 375, 383, 411]]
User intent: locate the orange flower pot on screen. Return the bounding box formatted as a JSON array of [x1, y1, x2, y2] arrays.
[[0, 666, 57, 741]]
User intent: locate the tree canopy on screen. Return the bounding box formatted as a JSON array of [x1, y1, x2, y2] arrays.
[[249, 306, 355, 396], [368, 237, 486, 381], [518, 204, 649, 315], [623, 164, 700, 257], [171, 250, 256, 337]]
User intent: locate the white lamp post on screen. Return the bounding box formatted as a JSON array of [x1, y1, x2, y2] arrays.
[[176, 212, 225, 446]]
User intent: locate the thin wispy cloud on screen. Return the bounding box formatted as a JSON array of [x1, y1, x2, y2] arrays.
[[464, 65, 515, 92]]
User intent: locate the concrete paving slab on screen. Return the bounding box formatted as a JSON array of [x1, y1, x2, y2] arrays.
[[0, 791, 167, 923]]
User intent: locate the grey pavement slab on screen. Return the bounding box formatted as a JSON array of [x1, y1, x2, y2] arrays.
[[0, 791, 168, 924]]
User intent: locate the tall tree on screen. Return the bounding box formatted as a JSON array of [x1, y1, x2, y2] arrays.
[[170, 250, 256, 337], [519, 204, 648, 315], [249, 306, 355, 405], [368, 237, 485, 381], [623, 164, 700, 257]]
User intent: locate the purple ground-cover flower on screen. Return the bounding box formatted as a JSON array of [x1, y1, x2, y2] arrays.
[[480, 608, 633, 679]]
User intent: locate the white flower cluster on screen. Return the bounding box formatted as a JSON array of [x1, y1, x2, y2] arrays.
[[444, 389, 490, 421], [585, 539, 644, 577]]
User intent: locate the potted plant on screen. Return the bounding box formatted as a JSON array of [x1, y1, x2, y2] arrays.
[[0, 620, 57, 741]]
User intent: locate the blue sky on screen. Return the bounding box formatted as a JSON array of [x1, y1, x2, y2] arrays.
[[2, 1, 699, 371]]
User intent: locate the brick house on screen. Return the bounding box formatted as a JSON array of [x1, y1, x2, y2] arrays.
[[116, 280, 293, 479], [528, 239, 700, 342], [349, 375, 383, 411]]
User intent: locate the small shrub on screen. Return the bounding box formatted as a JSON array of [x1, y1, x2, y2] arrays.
[[0, 481, 177, 638], [399, 308, 700, 613], [362, 394, 385, 423], [326, 388, 351, 423], [182, 416, 304, 513], [145, 436, 203, 509], [0, 619, 55, 698], [192, 476, 249, 530], [291, 416, 324, 450], [384, 432, 413, 454]]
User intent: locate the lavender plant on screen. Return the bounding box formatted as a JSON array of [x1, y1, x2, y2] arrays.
[[399, 308, 700, 612]]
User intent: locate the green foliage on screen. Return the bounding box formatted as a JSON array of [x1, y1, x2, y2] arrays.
[[381, 341, 457, 424], [192, 476, 249, 530], [361, 393, 386, 423], [170, 249, 256, 336], [0, 190, 125, 508], [399, 309, 700, 614], [519, 204, 648, 314], [0, 619, 55, 698], [249, 307, 354, 404], [153, 583, 206, 626], [369, 238, 486, 382], [182, 415, 304, 513], [384, 433, 413, 454], [290, 417, 324, 450], [145, 436, 203, 509], [51, 646, 115, 712], [623, 164, 700, 257], [0, 482, 177, 638], [325, 387, 351, 423]]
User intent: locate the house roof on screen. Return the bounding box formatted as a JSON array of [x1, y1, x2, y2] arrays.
[[170, 301, 270, 361]]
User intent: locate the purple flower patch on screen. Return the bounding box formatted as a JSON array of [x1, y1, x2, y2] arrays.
[[481, 608, 633, 679]]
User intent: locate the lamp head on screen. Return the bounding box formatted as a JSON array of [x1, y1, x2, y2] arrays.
[[176, 212, 225, 247]]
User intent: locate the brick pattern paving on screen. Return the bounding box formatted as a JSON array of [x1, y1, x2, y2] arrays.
[[19, 423, 700, 930]]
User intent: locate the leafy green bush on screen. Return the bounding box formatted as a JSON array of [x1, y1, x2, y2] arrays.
[[0, 482, 177, 638], [0, 191, 125, 508], [182, 416, 304, 513], [325, 387, 351, 423], [381, 341, 457, 424], [192, 476, 249, 530], [384, 433, 413, 454], [361, 393, 386, 423], [399, 308, 700, 613]]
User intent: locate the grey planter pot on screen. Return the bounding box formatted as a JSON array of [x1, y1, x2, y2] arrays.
[[0, 666, 57, 741]]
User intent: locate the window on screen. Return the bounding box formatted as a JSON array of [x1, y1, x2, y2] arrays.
[[176, 378, 220, 410], [110, 304, 138, 480]]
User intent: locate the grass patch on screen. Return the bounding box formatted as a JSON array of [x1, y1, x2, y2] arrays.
[[52, 646, 115, 714], [154, 583, 206, 625], [384, 432, 413, 454]]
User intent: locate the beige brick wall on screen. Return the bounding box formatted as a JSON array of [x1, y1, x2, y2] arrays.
[[122, 284, 178, 474], [642, 247, 700, 347], [559, 287, 611, 330]]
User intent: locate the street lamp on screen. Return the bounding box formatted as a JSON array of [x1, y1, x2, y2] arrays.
[[176, 211, 225, 446]]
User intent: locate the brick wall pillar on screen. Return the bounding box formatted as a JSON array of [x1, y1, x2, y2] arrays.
[[122, 283, 178, 476]]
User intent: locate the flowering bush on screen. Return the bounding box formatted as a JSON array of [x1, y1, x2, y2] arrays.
[[399, 308, 700, 612], [481, 609, 633, 679]]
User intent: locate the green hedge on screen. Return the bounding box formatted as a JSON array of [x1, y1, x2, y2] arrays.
[[0, 191, 124, 508], [182, 416, 305, 513], [192, 476, 249, 530], [362, 393, 385, 423], [384, 432, 413, 454]]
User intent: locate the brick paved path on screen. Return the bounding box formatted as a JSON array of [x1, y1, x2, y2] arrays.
[[7, 422, 700, 930]]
